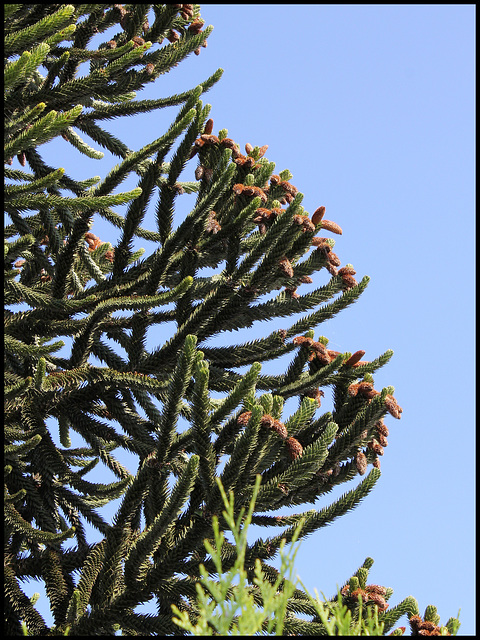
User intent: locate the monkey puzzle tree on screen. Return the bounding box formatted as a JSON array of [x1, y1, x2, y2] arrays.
[[4, 4, 460, 636]]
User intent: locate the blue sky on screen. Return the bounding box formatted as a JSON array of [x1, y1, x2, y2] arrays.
[[15, 4, 474, 634]]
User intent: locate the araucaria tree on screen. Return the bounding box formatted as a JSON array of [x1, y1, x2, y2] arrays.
[[4, 4, 459, 636]]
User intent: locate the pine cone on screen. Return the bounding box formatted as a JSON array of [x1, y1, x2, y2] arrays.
[[285, 437, 303, 461], [355, 450, 368, 475], [279, 257, 294, 277], [320, 219, 343, 235], [203, 118, 214, 134], [385, 394, 403, 419], [260, 415, 288, 439], [344, 350, 366, 366], [312, 205, 326, 225], [237, 411, 252, 426]]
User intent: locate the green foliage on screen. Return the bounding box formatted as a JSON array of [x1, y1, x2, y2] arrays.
[[4, 3, 461, 636]]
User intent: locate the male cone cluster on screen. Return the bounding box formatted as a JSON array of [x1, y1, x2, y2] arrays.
[[237, 411, 304, 460]]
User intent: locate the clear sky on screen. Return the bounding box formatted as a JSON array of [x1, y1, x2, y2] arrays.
[[18, 4, 475, 634]]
